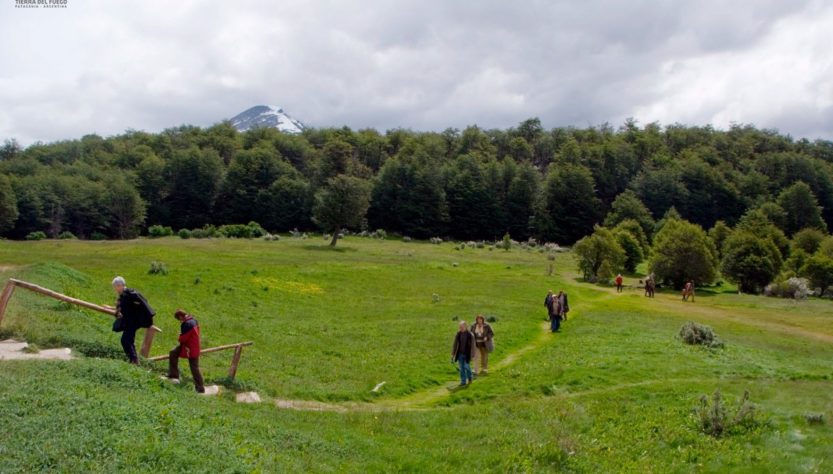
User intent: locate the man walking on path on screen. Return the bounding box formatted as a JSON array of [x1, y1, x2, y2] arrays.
[[615, 274, 624, 293], [167, 309, 205, 393], [109, 276, 155, 364], [451, 321, 475, 387]]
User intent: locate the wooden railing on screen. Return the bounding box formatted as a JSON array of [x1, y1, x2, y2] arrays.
[[147, 341, 254, 380], [0, 278, 253, 380], [0, 278, 161, 357]]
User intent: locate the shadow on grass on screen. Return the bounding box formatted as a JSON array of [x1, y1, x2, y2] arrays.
[[301, 245, 358, 253]]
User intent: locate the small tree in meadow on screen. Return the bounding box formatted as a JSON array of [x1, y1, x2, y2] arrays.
[[801, 254, 833, 296], [312, 174, 371, 247], [573, 226, 625, 282], [721, 231, 783, 294], [649, 218, 718, 289]]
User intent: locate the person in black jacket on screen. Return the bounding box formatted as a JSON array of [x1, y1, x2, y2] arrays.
[[451, 321, 476, 387], [110, 276, 155, 364]]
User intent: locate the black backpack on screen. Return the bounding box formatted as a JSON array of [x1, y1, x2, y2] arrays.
[[122, 289, 155, 328]]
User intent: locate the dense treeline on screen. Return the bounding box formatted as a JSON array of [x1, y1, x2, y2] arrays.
[[1, 119, 833, 245]]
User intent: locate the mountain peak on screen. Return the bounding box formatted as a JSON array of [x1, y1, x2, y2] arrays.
[[229, 105, 305, 133]]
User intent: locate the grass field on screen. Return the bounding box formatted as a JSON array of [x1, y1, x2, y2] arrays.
[[1, 236, 832, 472]]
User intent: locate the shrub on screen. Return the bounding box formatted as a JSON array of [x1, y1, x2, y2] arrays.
[[764, 277, 810, 299], [57, 231, 77, 240], [805, 413, 825, 425], [430, 237, 443, 245], [372, 229, 387, 240], [148, 261, 168, 275], [679, 321, 724, 348], [25, 231, 47, 241], [502, 233, 512, 251], [178, 229, 192, 239], [801, 254, 833, 296], [90, 232, 107, 241], [696, 389, 759, 437], [191, 225, 216, 239], [217, 221, 266, 239], [147, 225, 174, 238], [403, 236, 412, 242], [263, 233, 280, 241], [573, 226, 625, 282]]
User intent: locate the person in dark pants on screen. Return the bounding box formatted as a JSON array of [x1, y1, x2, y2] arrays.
[[110, 276, 155, 364], [544, 290, 555, 321], [167, 309, 205, 393], [451, 321, 476, 387]]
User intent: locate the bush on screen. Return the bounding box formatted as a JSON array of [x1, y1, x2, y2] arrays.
[[178, 229, 192, 239], [573, 226, 625, 282], [191, 225, 216, 239], [57, 231, 77, 240], [263, 233, 280, 241], [372, 229, 387, 240], [696, 389, 759, 437], [217, 221, 266, 239], [147, 225, 174, 238], [25, 231, 47, 241], [403, 236, 412, 242], [90, 232, 107, 241], [148, 261, 168, 275], [501, 233, 512, 251], [430, 237, 443, 245], [764, 277, 810, 299], [679, 321, 724, 348]]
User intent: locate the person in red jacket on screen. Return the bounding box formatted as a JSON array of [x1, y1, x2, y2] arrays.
[[615, 274, 624, 293], [166, 309, 205, 393]]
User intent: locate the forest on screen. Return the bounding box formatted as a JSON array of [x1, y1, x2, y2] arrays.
[[1, 118, 832, 248]]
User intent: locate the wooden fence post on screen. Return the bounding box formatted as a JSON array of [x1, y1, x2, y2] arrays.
[[0, 281, 17, 325], [228, 345, 244, 380], [140, 325, 162, 358]]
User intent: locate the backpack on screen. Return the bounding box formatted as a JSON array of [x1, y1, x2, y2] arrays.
[[123, 289, 155, 328]]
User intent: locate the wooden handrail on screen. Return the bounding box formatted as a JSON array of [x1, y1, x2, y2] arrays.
[[146, 341, 253, 361]]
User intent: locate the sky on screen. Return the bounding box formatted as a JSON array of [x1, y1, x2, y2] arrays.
[[1, 0, 832, 145]]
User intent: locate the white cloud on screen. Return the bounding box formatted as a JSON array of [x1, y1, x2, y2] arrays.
[[0, 0, 830, 144]]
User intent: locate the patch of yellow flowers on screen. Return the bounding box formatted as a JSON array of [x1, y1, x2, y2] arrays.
[[252, 277, 323, 295]]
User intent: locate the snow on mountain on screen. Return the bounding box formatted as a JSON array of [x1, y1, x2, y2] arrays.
[[229, 105, 305, 133]]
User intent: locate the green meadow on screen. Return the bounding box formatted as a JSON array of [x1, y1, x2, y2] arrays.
[[1, 237, 832, 472]]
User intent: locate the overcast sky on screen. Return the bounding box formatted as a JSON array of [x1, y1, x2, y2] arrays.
[[1, 0, 832, 145]]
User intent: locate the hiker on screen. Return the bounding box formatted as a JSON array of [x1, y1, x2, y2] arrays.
[[557, 290, 570, 323], [682, 280, 695, 302], [544, 290, 555, 321], [645, 275, 655, 298], [166, 309, 205, 393], [109, 276, 155, 364], [615, 274, 624, 293], [451, 321, 476, 386], [471, 314, 495, 375]]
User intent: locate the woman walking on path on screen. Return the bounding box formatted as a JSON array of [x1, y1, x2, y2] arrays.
[[471, 315, 494, 375], [451, 321, 476, 386]]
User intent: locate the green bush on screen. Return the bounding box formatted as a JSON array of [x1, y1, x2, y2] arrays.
[[178, 228, 192, 239], [25, 231, 47, 241], [90, 232, 107, 241], [696, 389, 759, 437], [217, 221, 266, 239], [147, 225, 174, 238], [679, 321, 724, 348], [57, 231, 77, 240], [148, 261, 168, 275]]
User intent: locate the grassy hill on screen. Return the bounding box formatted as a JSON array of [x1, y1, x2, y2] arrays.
[[0, 237, 832, 472]]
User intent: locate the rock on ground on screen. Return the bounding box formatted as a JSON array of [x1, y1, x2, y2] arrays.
[[0, 339, 72, 361]]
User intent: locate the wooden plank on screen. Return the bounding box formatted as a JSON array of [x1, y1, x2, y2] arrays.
[[9, 279, 116, 316], [139, 325, 163, 358], [227, 345, 244, 380], [0, 281, 16, 325], [147, 341, 253, 362]]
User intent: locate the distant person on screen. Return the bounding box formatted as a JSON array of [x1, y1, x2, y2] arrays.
[[451, 321, 475, 387], [471, 314, 495, 375], [645, 275, 655, 298], [109, 276, 155, 364], [166, 309, 205, 393], [615, 274, 624, 293], [682, 280, 695, 302], [544, 290, 555, 321], [557, 290, 569, 322]]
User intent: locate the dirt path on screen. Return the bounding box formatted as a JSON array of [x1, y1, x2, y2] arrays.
[[0, 339, 73, 361]]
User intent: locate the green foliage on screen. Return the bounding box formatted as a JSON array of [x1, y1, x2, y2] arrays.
[[502, 232, 512, 251], [708, 220, 732, 258], [612, 219, 649, 254], [800, 254, 833, 296], [735, 209, 790, 259], [177, 228, 192, 239], [148, 260, 168, 275], [679, 321, 724, 349], [539, 164, 603, 244], [777, 181, 827, 235], [650, 218, 718, 289], [573, 226, 625, 281], [604, 190, 655, 238], [312, 174, 371, 246], [57, 231, 77, 240], [0, 174, 19, 233], [216, 222, 265, 239], [25, 231, 47, 241], [614, 228, 644, 273], [791, 227, 826, 254], [147, 225, 174, 238], [721, 232, 783, 294], [696, 389, 759, 438]]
